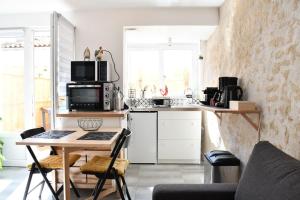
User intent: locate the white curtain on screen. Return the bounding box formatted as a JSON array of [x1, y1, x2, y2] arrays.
[[51, 11, 75, 128]]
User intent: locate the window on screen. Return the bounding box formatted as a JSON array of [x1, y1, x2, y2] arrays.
[[0, 29, 51, 133], [0, 30, 25, 132], [126, 44, 199, 98]]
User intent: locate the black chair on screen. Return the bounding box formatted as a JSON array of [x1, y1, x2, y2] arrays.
[[21, 127, 81, 200], [80, 128, 132, 200]]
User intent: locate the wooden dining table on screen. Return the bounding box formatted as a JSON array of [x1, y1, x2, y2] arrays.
[[16, 127, 123, 200]]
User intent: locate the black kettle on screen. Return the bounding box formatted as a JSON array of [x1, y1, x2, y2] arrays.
[[221, 85, 243, 108]]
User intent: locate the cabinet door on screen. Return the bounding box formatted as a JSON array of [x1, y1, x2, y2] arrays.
[[158, 140, 200, 160], [158, 111, 202, 139], [157, 111, 202, 163], [158, 119, 201, 139], [127, 112, 157, 163]]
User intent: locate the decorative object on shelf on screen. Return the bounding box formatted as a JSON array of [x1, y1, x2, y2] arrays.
[[83, 47, 91, 61], [78, 118, 103, 131], [160, 85, 168, 96], [95, 46, 104, 61]]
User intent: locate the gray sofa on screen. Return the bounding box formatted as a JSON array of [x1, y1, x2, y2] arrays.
[[152, 141, 300, 200]]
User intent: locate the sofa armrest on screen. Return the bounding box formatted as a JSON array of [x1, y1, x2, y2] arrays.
[[152, 183, 237, 200]]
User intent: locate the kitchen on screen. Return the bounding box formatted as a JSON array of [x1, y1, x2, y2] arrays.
[[55, 25, 210, 166], [124, 26, 212, 164], [2, 0, 300, 199], [0, 5, 220, 199], [51, 22, 248, 195]]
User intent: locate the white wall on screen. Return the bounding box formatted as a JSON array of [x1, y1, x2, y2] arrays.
[[63, 7, 219, 89], [0, 13, 50, 28], [0, 9, 219, 89]]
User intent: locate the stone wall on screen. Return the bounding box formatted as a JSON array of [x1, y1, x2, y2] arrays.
[[202, 0, 300, 165]]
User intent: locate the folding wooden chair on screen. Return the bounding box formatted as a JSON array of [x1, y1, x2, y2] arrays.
[[21, 127, 81, 200], [80, 128, 132, 200]]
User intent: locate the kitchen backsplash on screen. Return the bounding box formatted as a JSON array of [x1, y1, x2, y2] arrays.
[[126, 98, 202, 108]]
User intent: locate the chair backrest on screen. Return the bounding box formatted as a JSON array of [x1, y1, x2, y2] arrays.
[[20, 127, 48, 170], [110, 128, 131, 157], [20, 127, 59, 169], [20, 127, 57, 154], [20, 127, 45, 139], [107, 128, 131, 173]]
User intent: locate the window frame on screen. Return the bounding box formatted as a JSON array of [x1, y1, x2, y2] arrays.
[[125, 42, 200, 98]]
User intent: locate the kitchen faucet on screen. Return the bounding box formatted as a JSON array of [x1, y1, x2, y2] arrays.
[[140, 85, 149, 98]]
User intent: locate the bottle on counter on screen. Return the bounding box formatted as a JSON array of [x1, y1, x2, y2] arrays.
[[114, 87, 124, 111]]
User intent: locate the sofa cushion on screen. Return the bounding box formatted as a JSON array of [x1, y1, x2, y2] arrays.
[[153, 184, 237, 200], [235, 141, 300, 200]]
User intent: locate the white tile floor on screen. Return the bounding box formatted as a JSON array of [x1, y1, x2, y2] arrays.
[[0, 164, 204, 200]]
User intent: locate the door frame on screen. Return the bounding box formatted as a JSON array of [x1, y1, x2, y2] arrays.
[[0, 27, 49, 166]]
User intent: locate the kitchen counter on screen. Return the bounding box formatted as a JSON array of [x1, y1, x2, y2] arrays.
[[56, 110, 129, 118], [130, 104, 260, 113], [130, 104, 203, 112]]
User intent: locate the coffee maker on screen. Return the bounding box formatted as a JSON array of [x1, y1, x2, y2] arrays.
[[213, 77, 243, 108], [219, 77, 238, 92], [222, 85, 243, 108]]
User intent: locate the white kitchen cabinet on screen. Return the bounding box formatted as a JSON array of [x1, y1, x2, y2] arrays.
[[158, 140, 201, 160], [127, 112, 157, 163], [158, 119, 202, 139], [158, 111, 201, 164]]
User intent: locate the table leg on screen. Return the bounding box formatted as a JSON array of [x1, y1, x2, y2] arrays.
[[62, 147, 71, 200], [52, 170, 57, 191]]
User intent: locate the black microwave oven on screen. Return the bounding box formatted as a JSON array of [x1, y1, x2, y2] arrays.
[[66, 82, 114, 111], [71, 61, 110, 82]]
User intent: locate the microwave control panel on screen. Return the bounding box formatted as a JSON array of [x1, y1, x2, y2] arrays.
[[103, 82, 114, 111]]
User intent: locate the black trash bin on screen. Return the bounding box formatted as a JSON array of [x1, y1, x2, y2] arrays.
[[204, 150, 240, 183]]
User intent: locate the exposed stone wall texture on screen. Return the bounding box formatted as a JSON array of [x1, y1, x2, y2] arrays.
[[203, 0, 300, 166]]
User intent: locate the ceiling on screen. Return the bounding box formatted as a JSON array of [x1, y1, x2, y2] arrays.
[[0, 0, 224, 14]]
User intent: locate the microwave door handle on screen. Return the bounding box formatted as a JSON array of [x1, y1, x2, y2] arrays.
[[68, 85, 101, 88], [95, 61, 98, 81]]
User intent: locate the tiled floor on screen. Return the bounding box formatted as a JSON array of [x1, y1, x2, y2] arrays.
[[0, 164, 204, 200]]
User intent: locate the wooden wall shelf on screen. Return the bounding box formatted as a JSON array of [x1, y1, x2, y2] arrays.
[[199, 105, 261, 141], [56, 110, 129, 118]]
